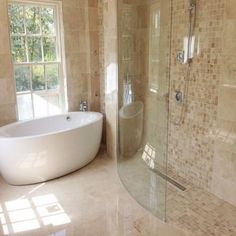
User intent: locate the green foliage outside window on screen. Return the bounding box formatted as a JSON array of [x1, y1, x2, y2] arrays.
[[8, 3, 59, 91], [32, 65, 45, 91], [8, 4, 24, 34], [46, 64, 59, 89], [14, 66, 31, 92]]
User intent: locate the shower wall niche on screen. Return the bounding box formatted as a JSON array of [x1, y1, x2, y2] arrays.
[[117, 0, 171, 220]]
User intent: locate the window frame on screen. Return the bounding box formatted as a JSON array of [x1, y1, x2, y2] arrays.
[[8, 0, 67, 120]]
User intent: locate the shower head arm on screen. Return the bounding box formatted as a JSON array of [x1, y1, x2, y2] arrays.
[[189, 0, 196, 10]]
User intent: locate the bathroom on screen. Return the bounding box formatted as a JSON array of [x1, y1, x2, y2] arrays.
[[0, 0, 236, 235]]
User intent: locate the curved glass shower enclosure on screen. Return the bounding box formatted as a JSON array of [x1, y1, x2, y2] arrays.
[[117, 0, 171, 220]]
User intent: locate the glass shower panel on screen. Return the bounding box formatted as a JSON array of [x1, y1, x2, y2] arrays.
[[117, 0, 171, 220]]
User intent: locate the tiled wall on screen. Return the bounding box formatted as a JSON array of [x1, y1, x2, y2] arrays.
[[0, 0, 17, 126], [117, 0, 236, 208], [117, 0, 170, 170], [143, 0, 170, 171], [62, 0, 101, 112], [1, 0, 235, 207], [211, 0, 236, 206], [99, 0, 118, 158], [99, 0, 236, 209], [168, 0, 222, 189], [168, 0, 236, 206]]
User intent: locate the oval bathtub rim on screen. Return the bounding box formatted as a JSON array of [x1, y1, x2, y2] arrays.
[[0, 111, 103, 140]]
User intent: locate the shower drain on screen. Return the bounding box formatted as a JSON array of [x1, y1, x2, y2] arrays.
[[149, 168, 186, 191]]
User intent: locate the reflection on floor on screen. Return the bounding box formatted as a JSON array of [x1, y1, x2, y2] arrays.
[[0, 193, 70, 235], [118, 153, 166, 219], [0, 150, 187, 236]]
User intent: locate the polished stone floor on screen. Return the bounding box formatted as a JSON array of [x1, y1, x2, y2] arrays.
[[167, 183, 236, 236], [117, 154, 236, 236], [0, 150, 187, 236], [1, 150, 236, 236], [118, 154, 166, 219]]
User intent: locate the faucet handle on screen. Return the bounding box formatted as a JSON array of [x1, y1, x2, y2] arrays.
[[79, 100, 87, 111]]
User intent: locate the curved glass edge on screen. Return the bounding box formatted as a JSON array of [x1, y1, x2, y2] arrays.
[[117, 0, 172, 221]]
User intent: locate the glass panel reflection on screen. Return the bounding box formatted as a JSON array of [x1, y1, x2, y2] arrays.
[[117, 0, 171, 220]]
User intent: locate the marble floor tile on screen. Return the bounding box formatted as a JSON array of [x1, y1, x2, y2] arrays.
[[0, 150, 188, 236], [1, 149, 235, 235]]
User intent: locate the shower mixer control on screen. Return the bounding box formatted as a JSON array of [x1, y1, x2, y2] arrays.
[[175, 91, 183, 102], [176, 50, 185, 64]]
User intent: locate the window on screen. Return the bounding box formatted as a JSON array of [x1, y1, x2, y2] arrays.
[[8, 1, 66, 120]]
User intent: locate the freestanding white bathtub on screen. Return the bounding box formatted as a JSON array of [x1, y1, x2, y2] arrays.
[[0, 112, 103, 185]]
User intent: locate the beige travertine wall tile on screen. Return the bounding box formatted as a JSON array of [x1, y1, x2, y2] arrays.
[[63, 7, 87, 31], [0, 0, 16, 126], [88, 0, 98, 8], [0, 55, 13, 79], [62, 0, 86, 8], [89, 31, 99, 54], [64, 30, 89, 54], [62, 1, 101, 113], [211, 0, 236, 203], [225, 0, 236, 20], [0, 104, 17, 126], [0, 79, 15, 105], [0, 16, 11, 54], [88, 8, 99, 31], [218, 85, 236, 122], [168, 0, 236, 207], [99, 0, 118, 158], [168, 0, 223, 190]]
